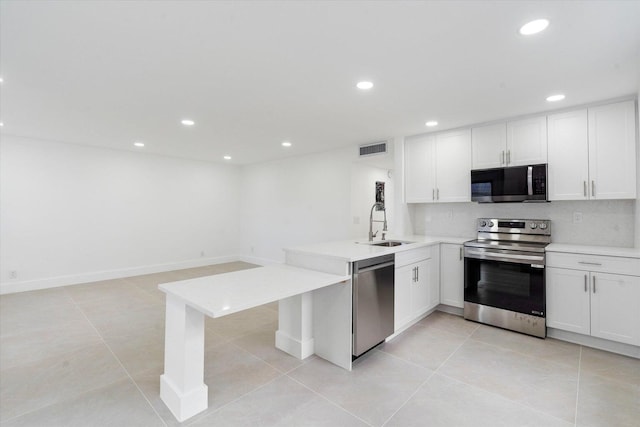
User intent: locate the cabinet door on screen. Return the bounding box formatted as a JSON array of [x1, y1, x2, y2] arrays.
[[547, 109, 589, 200], [411, 259, 431, 317], [405, 134, 437, 203], [440, 244, 464, 308], [506, 116, 548, 166], [394, 264, 413, 331], [590, 273, 640, 346], [471, 123, 507, 169], [588, 100, 637, 200], [435, 129, 471, 203], [546, 267, 591, 335]]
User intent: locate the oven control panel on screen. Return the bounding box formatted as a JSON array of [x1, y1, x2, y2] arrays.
[[477, 218, 551, 235]]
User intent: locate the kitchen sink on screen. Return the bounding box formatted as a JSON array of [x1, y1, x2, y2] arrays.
[[368, 240, 413, 247]]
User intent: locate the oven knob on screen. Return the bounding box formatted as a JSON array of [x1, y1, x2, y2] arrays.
[[530, 223, 537, 229], [487, 221, 494, 227], [480, 220, 487, 227], [539, 223, 547, 230]]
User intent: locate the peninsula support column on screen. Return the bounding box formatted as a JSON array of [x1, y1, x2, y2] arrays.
[[276, 292, 314, 359], [160, 294, 208, 422]]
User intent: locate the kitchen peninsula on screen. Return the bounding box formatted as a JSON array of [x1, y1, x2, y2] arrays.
[[158, 235, 468, 422]]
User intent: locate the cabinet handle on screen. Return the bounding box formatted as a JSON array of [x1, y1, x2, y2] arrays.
[[437, 188, 440, 200], [501, 151, 505, 165], [592, 276, 596, 294], [432, 189, 435, 201], [584, 274, 588, 292], [583, 181, 587, 197], [591, 180, 595, 197], [579, 261, 602, 266], [506, 150, 511, 165], [416, 266, 419, 282], [459, 247, 463, 260]]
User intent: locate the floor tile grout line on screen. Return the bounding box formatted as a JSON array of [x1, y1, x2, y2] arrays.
[[284, 372, 375, 427], [183, 372, 288, 425], [435, 370, 576, 426], [433, 324, 579, 425], [70, 295, 169, 427], [0, 376, 133, 425], [574, 345, 583, 427], [465, 332, 581, 372], [380, 371, 436, 427]]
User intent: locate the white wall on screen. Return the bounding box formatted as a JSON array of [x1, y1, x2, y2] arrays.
[[412, 200, 636, 247], [0, 136, 241, 293], [238, 148, 354, 264]]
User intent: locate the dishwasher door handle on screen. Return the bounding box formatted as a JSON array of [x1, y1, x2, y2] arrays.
[[356, 261, 395, 274]]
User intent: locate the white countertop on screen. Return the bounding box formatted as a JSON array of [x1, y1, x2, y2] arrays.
[[159, 264, 350, 317], [284, 235, 472, 262], [546, 243, 640, 259]]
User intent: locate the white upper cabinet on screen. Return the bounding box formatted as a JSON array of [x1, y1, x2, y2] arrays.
[[506, 116, 548, 166], [471, 123, 507, 169], [548, 109, 589, 200], [588, 100, 637, 200], [404, 134, 436, 203], [548, 100, 637, 201], [405, 130, 470, 203], [471, 116, 547, 169], [435, 129, 471, 203]]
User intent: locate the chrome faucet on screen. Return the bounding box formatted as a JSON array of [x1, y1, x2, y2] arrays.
[[368, 202, 387, 242]]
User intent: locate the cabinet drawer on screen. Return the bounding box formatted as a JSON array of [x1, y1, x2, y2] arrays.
[[547, 252, 640, 276], [395, 246, 432, 267]]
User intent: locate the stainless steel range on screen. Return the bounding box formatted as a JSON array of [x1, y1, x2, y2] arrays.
[[463, 218, 551, 338]]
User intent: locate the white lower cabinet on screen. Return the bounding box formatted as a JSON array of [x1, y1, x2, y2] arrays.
[[440, 243, 464, 308], [547, 255, 640, 346], [394, 246, 439, 332]]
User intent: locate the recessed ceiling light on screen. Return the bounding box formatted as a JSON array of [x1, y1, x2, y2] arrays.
[[281, 141, 292, 147], [546, 94, 565, 102], [425, 121, 438, 127], [223, 155, 231, 160], [134, 141, 145, 147], [0, 122, 3, 127], [181, 119, 195, 126], [356, 81, 373, 90], [519, 19, 549, 35], [0, 77, 3, 83]]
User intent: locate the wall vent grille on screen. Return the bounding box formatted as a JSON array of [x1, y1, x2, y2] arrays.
[[359, 142, 387, 157]]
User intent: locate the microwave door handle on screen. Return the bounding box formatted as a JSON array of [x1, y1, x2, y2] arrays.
[[527, 166, 533, 196]]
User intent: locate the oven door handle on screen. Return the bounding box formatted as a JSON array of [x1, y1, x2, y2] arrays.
[[464, 249, 545, 265]]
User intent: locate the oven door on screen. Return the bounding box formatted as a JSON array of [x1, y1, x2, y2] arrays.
[[464, 250, 545, 317]]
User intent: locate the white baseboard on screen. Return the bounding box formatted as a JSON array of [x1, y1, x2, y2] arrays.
[[275, 330, 315, 359], [547, 328, 640, 359], [0, 255, 241, 295]]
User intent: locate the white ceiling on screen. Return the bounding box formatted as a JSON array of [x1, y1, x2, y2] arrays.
[[1, 1, 639, 165]]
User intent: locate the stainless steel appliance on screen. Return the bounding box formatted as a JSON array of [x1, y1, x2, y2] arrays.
[[471, 164, 547, 203], [352, 254, 395, 357], [463, 218, 551, 338]]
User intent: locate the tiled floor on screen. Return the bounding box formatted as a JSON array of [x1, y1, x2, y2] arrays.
[[1, 261, 638, 426]]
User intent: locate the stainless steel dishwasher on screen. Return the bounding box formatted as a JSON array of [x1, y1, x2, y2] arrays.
[[352, 254, 395, 357]]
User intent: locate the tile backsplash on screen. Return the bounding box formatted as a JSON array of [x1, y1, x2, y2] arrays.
[[411, 200, 635, 247]]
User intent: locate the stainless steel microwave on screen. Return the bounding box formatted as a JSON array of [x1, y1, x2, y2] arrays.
[[471, 164, 547, 203]]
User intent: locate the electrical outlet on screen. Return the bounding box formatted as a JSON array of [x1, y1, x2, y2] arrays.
[[250, 246, 255, 254], [9, 270, 17, 279], [353, 216, 360, 225], [573, 212, 583, 224], [200, 251, 205, 257]]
